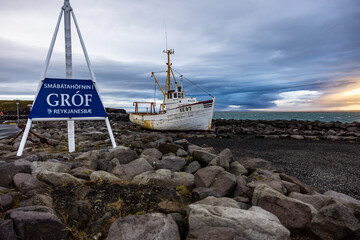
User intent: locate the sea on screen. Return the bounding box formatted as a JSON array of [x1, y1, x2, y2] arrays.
[[213, 112, 360, 123]]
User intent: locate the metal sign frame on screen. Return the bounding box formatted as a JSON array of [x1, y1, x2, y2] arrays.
[[17, 0, 116, 156]]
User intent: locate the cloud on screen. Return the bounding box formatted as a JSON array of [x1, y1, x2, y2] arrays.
[[0, 0, 359, 112]]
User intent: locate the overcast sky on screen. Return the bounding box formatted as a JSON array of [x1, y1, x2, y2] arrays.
[[0, 0, 359, 112]]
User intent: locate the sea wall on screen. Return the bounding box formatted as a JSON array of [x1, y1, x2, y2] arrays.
[[213, 119, 360, 141]]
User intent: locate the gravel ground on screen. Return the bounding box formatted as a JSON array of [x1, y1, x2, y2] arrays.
[[187, 137, 360, 200]]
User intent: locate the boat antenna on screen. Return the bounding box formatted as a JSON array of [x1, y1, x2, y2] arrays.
[[165, 23, 168, 50]]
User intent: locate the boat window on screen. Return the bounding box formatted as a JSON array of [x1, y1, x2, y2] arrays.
[[170, 94, 172, 99], [174, 93, 177, 98], [167, 94, 169, 99]]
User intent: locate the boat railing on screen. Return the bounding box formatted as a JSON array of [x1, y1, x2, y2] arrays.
[[133, 102, 157, 115]]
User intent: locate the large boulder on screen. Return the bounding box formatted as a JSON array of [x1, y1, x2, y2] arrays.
[[0, 162, 30, 188], [106, 146, 138, 164], [140, 148, 163, 160], [192, 188, 221, 201], [188, 204, 290, 240], [194, 166, 224, 188], [70, 167, 94, 180], [0, 192, 13, 209], [185, 161, 201, 174], [5, 206, 68, 240], [232, 176, 252, 198], [31, 161, 70, 177], [37, 170, 84, 186], [279, 173, 313, 194], [13, 173, 48, 195], [229, 161, 248, 176], [157, 156, 186, 172], [310, 200, 360, 240], [112, 158, 153, 181], [0, 218, 17, 240], [324, 190, 360, 217], [252, 184, 317, 230], [192, 150, 217, 166], [210, 171, 236, 197], [238, 158, 271, 172], [106, 213, 180, 240], [288, 192, 332, 210], [90, 171, 122, 183], [192, 196, 244, 209], [157, 143, 183, 155], [132, 169, 172, 185], [187, 227, 248, 240]]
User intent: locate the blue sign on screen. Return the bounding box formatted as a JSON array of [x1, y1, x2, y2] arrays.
[[29, 78, 107, 119]]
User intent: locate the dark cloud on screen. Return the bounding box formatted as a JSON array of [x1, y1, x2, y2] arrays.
[[0, 0, 359, 111]]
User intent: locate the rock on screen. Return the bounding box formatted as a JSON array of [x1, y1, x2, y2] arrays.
[[290, 135, 304, 140], [238, 157, 271, 172], [252, 184, 316, 230], [31, 161, 70, 177], [232, 176, 252, 198], [192, 150, 217, 165], [185, 161, 201, 174], [173, 139, 190, 150], [229, 161, 248, 176], [106, 213, 180, 240], [211, 171, 236, 197], [324, 190, 360, 217], [37, 170, 84, 186], [187, 144, 202, 155], [5, 206, 68, 240], [192, 187, 221, 201], [209, 149, 233, 170], [90, 170, 122, 183], [112, 158, 153, 181], [157, 156, 186, 172], [311, 201, 360, 240], [176, 148, 188, 157], [140, 148, 163, 160], [289, 192, 332, 210], [188, 204, 290, 240], [0, 162, 29, 188], [23, 154, 40, 162], [13, 173, 48, 195], [187, 226, 248, 240], [132, 169, 172, 185], [194, 166, 224, 188], [0, 192, 13, 209], [193, 196, 243, 209], [75, 150, 100, 169], [0, 219, 17, 240], [158, 143, 183, 155], [279, 173, 313, 194], [46, 159, 73, 169], [107, 146, 138, 164], [20, 194, 53, 208], [67, 200, 92, 229], [209, 149, 232, 170], [70, 166, 94, 180], [172, 172, 195, 189], [14, 159, 32, 172]]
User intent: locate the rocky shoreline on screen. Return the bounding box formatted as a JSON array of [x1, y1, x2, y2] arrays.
[[1, 116, 360, 239]]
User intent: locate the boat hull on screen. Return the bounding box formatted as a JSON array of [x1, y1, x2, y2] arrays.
[[129, 98, 215, 131]]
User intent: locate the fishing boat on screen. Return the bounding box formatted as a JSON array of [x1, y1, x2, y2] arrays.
[[129, 49, 215, 130]]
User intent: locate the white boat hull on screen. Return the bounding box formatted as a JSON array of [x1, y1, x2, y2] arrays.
[[129, 98, 215, 131]]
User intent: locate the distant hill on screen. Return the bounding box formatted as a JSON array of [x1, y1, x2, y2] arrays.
[[0, 100, 33, 114]]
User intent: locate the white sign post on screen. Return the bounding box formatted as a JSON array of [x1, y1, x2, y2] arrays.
[[17, 0, 117, 156]]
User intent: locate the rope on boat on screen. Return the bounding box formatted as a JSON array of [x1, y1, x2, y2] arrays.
[[173, 69, 214, 98]]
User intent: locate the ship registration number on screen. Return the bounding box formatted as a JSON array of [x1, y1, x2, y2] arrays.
[[180, 106, 192, 112]]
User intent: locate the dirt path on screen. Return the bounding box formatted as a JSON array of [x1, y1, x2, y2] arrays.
[[187, 137, 360, 200]]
